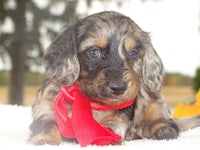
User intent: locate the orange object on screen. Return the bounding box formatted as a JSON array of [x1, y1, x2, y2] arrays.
[[173, 90, 200, 118], [173, 103, 200, 118]]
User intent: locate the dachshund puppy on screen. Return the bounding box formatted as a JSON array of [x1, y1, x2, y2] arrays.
[[29, 11, 200, 145]]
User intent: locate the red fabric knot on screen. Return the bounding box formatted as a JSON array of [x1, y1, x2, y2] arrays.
[[54, 83, 135, 147]]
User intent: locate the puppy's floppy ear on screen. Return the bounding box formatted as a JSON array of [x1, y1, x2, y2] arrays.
[[43, 25, 80, 85], [142, 43, 164, 92]]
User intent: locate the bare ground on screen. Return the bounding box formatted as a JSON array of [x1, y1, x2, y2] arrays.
[[0, 85, 195, 107]]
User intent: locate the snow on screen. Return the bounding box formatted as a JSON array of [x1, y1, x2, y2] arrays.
[[0, 104, 200, 149]]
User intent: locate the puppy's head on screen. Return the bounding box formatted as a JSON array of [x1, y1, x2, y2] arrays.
[[44, 11, 164, 106]]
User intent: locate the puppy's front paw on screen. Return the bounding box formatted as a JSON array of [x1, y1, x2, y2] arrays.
[[153, 126, 178, 140], [29, 125, 61, 145], [149, 120, 180, 140]]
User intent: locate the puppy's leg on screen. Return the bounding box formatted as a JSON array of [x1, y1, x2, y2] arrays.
[[94, 110, 130, 142], [29, 120, 61, 145], [29, 81, 61, 145], [142, 101, 179, 140]]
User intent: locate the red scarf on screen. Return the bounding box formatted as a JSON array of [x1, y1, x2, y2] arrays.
[[54, 83, 135, 147]]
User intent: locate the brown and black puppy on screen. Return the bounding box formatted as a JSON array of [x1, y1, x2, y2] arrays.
[[29, 11, 200, 145]]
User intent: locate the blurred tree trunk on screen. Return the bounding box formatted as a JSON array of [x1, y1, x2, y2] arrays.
[[0, 0, 95, 105], [8, 0, 26, 105], [193, 67, 200, 92]]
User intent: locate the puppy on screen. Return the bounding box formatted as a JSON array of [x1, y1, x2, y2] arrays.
[[29, 11, 200, 145]]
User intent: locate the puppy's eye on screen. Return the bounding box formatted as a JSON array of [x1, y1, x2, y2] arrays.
[[90, 48, 101, 58], [128, 50, 138, 59]]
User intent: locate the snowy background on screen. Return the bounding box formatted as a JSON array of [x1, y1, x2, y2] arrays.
[[1, 104, 200, 150]]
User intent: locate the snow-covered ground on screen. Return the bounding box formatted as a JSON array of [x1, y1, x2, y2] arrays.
[[0, 104, 200, 150]]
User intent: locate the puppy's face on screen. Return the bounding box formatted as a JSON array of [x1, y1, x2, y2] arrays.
[[44, 11, 163, 106], [78, 21, 144, 105], [76, 13, 147, 106]]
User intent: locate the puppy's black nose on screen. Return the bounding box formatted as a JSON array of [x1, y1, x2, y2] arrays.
[[109, 81, 127, 95]]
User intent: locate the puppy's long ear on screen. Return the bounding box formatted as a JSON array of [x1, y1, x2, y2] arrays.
[[142, 43, 164, 92], [43, 26, 80, 85]]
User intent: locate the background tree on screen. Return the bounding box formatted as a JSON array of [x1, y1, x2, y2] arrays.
[[0, 0, 81, 105], [193, 67, 200, 92]]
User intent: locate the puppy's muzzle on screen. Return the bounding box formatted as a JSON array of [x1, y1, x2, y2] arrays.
[[109, 80, 127, 95], [106, 68, 127, 96]]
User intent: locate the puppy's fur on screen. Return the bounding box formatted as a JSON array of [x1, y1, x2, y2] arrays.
[[29, 11, 200, 145]]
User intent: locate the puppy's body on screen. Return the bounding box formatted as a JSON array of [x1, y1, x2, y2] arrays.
[[29, 11, 200, 145]]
